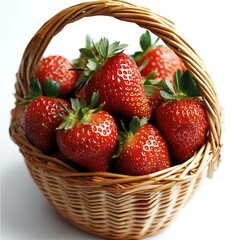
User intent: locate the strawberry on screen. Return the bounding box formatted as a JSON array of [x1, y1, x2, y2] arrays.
[[76, 38, 152, 119], [38, 55, 78, 97], [22, 79, 70, 153], [133, 31, 186, 84], [155, 70, 209, 163], [113, 117, 171, 176], [56, 92, 118, 172], [76, 85, 86, 99], [148, 92, 164, 113]]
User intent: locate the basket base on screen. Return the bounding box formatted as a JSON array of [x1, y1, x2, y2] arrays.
[[25, 158, 207, 240]]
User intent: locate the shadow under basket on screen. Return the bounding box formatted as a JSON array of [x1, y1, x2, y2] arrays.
[[9, 0, 223, 239]]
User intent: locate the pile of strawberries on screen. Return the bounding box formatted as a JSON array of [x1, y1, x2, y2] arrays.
[[21, 31, 209, 176]]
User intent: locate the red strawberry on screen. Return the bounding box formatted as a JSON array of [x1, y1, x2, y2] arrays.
[[56, 92, 118, 172], [155, 70, 209, 163], [148, 92, 164, 113], [22, 79, 70, 153], [113, 117, 171, 176], [76, 85, 86, 99], [133, 31, 186, 84], [38, 55, 78, 97], [76, 38, 152, 119]]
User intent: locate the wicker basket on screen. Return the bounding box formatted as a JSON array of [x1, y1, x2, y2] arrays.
[[9, 0, 223, 239]]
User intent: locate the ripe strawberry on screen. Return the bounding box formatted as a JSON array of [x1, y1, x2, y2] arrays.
[[38, 55, 78, 97], [22, 79, 70, 153], [133, 31, 186, 84], [76, 85, 86, 99], [155, 70, 209, 163], [56, 92, 118, 172], [76, 38, 152, 119], [113, 117, 171, 176], [148, 92, 164, 114]]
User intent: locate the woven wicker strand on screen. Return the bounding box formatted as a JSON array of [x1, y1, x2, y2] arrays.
[[10, 0, 223, 239]]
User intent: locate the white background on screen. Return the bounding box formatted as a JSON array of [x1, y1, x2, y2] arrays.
[[1, 0, 240, 239]]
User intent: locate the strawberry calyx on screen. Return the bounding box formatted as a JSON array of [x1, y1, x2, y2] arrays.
[[132, 30, 160, 64], [112, 116, 148, 158], [72, 35, 95, 68], [57, 92, 104, 130], [22, 78, 60, 105], [74, 37, 128, 92], [160, 69, 201, 100], [142, 71, 164, 99]]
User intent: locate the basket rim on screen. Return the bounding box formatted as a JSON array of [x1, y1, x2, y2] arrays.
[[10, 0, 223, 189]]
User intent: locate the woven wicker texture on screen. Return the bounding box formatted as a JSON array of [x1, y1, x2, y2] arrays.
[[9, 0, 223, 239]]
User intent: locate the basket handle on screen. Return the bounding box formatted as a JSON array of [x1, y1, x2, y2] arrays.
[[16, 0, 201, 97], [15, 0, 222, 176]]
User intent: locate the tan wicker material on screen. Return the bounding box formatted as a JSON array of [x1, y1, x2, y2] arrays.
[[9, 0, 223, 239]]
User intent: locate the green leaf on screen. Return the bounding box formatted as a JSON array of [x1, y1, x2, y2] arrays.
[[144, 85, 160, 98], [56, 121, 68, 131], [144, 71, 157, 81], [90, 91, 99, 109], [116, 43, 128, 53], [86, 58, 98, 71], [108, 42, 127, 58], [29, 78, 43, 98], [108, 41, 120, 56], [180, 70, 201, 97], [117, 130, 126, 141], [64, 120, 76, 130], [160, 90, 177, 100], [58, 99, 71, 114], [98, 37, 109, 59], [84, 69, 95, 77], [79, 97, 87, 108], [111, 141, 124, 159], [70, 98, 80, 111], [150, 78, 164, 87], [96, 38, 127, 59], [119, 119, 128, 135], [92, 102, 105, 114], [162, 79, 175, 95], [85, 35, 93, 49], [44, 79, 60, 97], [78, 108, 85, 121], [139, 58, 148, 72], [81, 115, 91, 125], [129, 116, 141, 135], [139, 117, 149, 126], [131, 51, 142, 62], [75, 73, 88, 87], [74, 73, 89, 94], [173, 69, 183, 93], [153, 37, 160, 47], [80, 48, 95, 59], [22, 78, 43, 105], [140, 31, 151, 51]]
